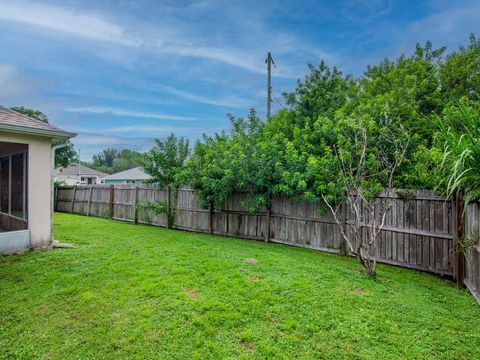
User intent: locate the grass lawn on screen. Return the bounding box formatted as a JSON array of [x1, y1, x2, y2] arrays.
[[1, 213, 480, 359]]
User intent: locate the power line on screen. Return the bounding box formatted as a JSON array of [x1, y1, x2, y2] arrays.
[[271, 89, 286, 110]]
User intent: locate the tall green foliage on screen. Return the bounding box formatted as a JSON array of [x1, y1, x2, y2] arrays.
[[283, 61, 359, 121], [141, 134, 190, 188], [438, 101, 480, 205], [181, 133, 231, 208], [182, 110, 264, 209], [153, 34, 480, 212], [440, 34, 480, 103]]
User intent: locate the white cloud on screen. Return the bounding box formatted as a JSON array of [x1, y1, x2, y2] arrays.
[[64, 106, 197, 121], [407, 3, 480, 48], [157, 42, 265, 74], [0, 1, 261, 72], [0, 1, 308, 77], [155, 84, 253, 109], [340, 0, 393, 22], [71, 132, 153, 146], [111, 125, 204, 134], [0, 2, 140, 46], [0, 64, 48, 101]]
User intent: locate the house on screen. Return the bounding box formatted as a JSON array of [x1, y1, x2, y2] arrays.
[[54, 164, 106, 185], [0, 106, 75, 254], [103, 166, 151, 185]]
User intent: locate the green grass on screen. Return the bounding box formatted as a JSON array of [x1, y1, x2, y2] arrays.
[[1, 213, 480, 359]]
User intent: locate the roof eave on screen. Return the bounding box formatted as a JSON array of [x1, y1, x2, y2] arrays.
[[0, 123, 77, 139]]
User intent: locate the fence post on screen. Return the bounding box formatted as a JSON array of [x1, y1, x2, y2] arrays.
[[109, 185, 114, 219], [133, 185, 139, 224], [87, 186, 93, 216], [166, 185, 172, 228], [265, 204, 271, 243], [70, 186, 76, 213], [453, 192, 465, 288], [209, 202, 214, 234]]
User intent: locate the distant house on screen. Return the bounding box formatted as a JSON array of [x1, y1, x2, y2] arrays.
[[54, 165, 106, 185], [103, 167, 151, 185], [0, 105, 75, 254]]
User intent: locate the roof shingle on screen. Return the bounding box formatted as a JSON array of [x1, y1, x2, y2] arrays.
[[104, 167, 151, 181], [0, 106, 74, 137]]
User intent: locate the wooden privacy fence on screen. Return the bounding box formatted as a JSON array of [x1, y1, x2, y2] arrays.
[[55, 185, 480, 302], [465, 202, 480, 303]]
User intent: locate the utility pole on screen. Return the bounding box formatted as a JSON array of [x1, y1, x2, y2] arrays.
[[266, 52, 274, 119]]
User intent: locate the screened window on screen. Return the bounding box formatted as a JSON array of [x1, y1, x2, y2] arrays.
[[0, 153, 27, 219], [11, 153, 25, 218], [0, 158, 8, 213]]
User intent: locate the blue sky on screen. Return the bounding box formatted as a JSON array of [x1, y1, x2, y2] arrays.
[[0, 0, 479, 160]]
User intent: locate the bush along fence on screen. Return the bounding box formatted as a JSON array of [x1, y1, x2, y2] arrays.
[[55, 185, 480, 303]]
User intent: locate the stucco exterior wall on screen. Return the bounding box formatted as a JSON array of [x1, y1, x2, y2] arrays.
[[0, 132, 53, 250]]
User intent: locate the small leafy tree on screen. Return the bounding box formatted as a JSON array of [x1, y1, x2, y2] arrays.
[[313, 115, 409, 278], [141, 133, 190, 188], [182, 111, 261, 210], [140, 134, 190, 227], [181, 133, 232, 209]]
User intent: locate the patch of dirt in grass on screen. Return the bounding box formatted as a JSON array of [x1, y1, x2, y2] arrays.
[[240, 339, 255, 352], [251, 275, 264, 282], [351, 288, 367, 295], [184, 288, 200, 299], [245, 258, 258, 264]]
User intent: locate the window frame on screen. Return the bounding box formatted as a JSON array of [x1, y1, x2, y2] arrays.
[[0, 151, 28, 221]]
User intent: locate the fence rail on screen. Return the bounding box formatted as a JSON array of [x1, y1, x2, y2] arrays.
[[55, 185, 480, 302]]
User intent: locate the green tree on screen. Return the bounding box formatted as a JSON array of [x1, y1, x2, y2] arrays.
[[86, 148, 143, 174], [240, 110, 308, 207], [440, 34, 480, 103], [283, 61, 359, 122], [141, 134, 190, 188], [354, 42, 446, 188], [111, 149, 143, 173], [310, 114, 409, 278], [182, 132, 238, 209], [181, 111, 263, 209], [92, 148, 120, 168], [10, 106, 77, 168]]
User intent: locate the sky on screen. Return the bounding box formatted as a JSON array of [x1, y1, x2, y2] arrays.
[[0, 0, 479, 161]]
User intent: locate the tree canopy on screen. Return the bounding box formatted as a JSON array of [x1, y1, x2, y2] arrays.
[[141, 134, 190, 188], [86, 148, 143, 174], [131, 34, 480, 217]]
